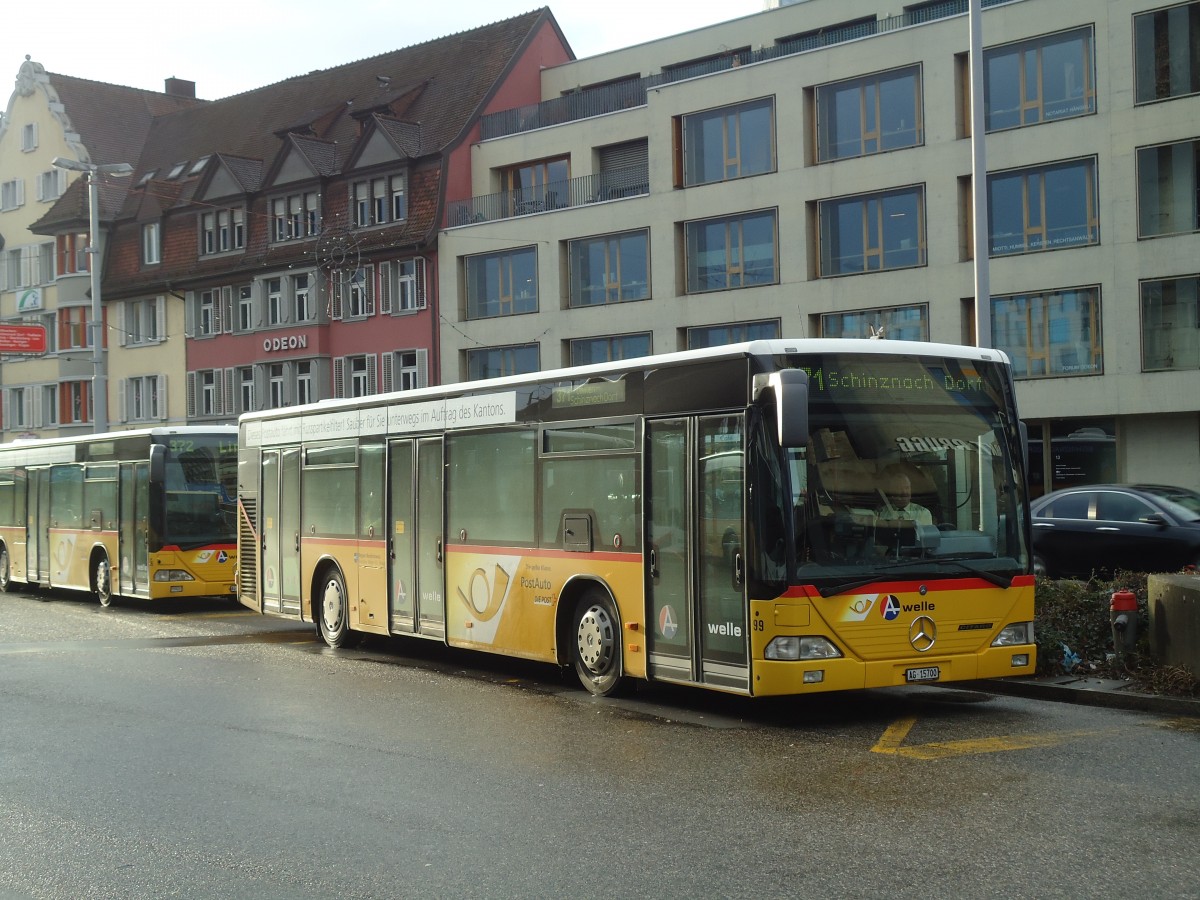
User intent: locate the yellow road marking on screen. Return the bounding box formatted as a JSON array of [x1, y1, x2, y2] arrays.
[[873, 717, 1101, 760]]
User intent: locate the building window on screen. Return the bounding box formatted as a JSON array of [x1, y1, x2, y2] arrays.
[[5, 387, 27, 428], [569, 333, 651, 366], [332, 355, 377, 399], [380, 258, 426, 314], [820, 304, 929, 341], [269, 364, 286, 408], [188, 369, 224, 417], [200, 208, 245, 254], [21, 123, 37, 152], [198, 290, 219, 336], [991, 286, 1102, 379], [124, 375, 162, 422], [680, 97, 775, 186], [467, 344, 539, 380], [0, 179, 24, 211], [815, 66, 922, 162], [1135, 2, 1200, 104], [335, 266, 375, 319], [685, 210, 777, 293], [686, 320, 780, 349], [271, 191, 320, 241], [1141, 274, 1200, 370], [352, 175, 406, 227], [63, 381, 91, 424], [383, 349, 428, 392], [295, 361, 314, 405], [142, 223, 161, 265], [1137, 139, 1200, 238], [502, 157, 568, 215], [238, 285, 254, 331], [56, 233, 89, 276], [123, 297, 163, 346], [465, 247, 538, 319], [267, 278, 284, 325], [239, 367, 256, 413], [819, 187, 925, 276], [37, 170, 65, 202], [293, 273, 313, 322], [568, 230, 649, 307], [989, 158, 1099, 255], [58, 307, 91, 350], [4, 244, 53, 289], [984, 26, 1095, 131]]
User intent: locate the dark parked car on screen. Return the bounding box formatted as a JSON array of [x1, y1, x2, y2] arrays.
[[1031, 484, 1200, 577]]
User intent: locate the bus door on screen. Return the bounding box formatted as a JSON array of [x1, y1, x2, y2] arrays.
[[27, 468, 49, 583], [416, 438, 445, 639], [353, 443, 386, 632], [260, 449, 302, 616], [387, 439, 416, 633], [119, 462, 150, 596], [645, 415, 749, 692]]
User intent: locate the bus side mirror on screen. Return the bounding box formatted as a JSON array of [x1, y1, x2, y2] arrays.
[[150, 443, 166, 483], [768, 370, 809, 448]]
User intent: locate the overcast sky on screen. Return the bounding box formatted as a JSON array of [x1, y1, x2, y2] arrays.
[[9, 0, 768, 100]]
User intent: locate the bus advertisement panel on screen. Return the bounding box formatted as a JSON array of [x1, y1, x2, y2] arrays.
[[237, 340, 1034, 697], [0, 427, 238, 605]]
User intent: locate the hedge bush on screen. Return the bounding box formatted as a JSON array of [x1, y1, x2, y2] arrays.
[[1034, 571, 1199, 696]]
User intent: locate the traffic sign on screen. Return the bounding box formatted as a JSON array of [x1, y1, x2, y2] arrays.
[[0, 324, 48, 353]]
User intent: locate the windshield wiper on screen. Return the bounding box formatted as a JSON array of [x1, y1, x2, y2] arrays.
[[814, 558, 1013, 597]]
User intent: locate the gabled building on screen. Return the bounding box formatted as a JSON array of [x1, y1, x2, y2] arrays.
[[0, 58, 202, 438], [24, 9, 571, 430], [436, 0, 1200, 494]]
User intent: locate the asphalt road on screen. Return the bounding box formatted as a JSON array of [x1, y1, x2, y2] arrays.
[[1, 588, 1198, 899]]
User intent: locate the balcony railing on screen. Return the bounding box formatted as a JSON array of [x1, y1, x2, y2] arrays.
[[480, 0, 1016, 140], [447, 164, 649, 226]]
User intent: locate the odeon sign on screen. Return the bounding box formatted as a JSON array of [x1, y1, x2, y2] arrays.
[[263, 334, 308, 352]]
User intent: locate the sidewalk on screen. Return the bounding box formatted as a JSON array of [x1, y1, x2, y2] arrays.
[[970, 675, 1200, 717]]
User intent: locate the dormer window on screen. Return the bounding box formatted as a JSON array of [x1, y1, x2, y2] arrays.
[[189, 156, 210, 176], [200, 208, 246, 255], [166, 162, 187, 179], [351, 174, 406, 228], [271, 191, 321, 242], [138, 170, 157, 186]]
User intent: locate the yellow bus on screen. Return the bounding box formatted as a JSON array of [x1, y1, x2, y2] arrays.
[[0, 427, 238, 606], [236, 340, 1035, 696]]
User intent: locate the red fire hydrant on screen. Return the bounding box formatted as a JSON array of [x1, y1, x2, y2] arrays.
[[1110, 589, 1138, 659]]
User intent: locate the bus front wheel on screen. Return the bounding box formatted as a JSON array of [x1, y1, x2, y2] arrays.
[[318, 567, 355, 649], [0, 545, 10, 593], [571, 590, 626, 697], [93, 553, 113, 608]]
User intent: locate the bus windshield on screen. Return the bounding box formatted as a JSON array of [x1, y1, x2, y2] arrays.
[[162, 435, 238, 548], [766, 352, 1028, 590]]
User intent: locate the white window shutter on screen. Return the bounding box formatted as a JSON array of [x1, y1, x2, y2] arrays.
[[415, 348, 428, 388], [331, 275, 343, 320], [186, 372, 197, 417], [381, 351, 394, 392], [365, 264, 376, 316], [221, 287, 234, 334], [155, 296, 166, 342], [333, 357, 345, 399], [223, 368, 235, 415], [157, 375, 167, 419], [367, 354, 378, 395], [118, 378, 127, 423], [378, 262, 392, 314], [116, 303, 127, 346], [415, 257, 427, 309]]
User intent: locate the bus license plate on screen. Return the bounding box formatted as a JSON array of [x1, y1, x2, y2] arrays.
[[905, 666, 940, 683]]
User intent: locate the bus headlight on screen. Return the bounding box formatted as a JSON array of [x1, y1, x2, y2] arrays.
[[991, 622, 1034, 646], [765, 636, 843, 661], [154, 570, 196, 582]]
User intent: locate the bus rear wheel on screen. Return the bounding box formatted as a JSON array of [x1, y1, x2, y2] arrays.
[[93, 553, 113, 607], [318, 567, 355, 649], [572, 590, 626, 697]]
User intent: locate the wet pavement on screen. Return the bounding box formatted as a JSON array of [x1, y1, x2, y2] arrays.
[[973, 674, 1200, 717]]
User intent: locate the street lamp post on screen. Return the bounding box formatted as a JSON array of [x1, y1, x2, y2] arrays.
[[51, 157, 133, 434]]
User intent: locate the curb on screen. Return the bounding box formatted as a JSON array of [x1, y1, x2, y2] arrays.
[[965, 677, 1200, 717]]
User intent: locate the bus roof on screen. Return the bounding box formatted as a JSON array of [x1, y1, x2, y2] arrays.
[[240, 338, 1012, 426], [0, 425, 237, 454]]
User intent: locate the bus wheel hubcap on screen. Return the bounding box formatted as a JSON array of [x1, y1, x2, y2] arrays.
[[576, 604, 614, 675]]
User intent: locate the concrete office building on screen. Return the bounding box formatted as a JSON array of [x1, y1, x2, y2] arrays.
[[436, 0, 1200, 495]]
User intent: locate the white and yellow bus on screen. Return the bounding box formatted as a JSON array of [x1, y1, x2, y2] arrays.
[[236, 340, 1036, 696], [0, 427, 238, 606]]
